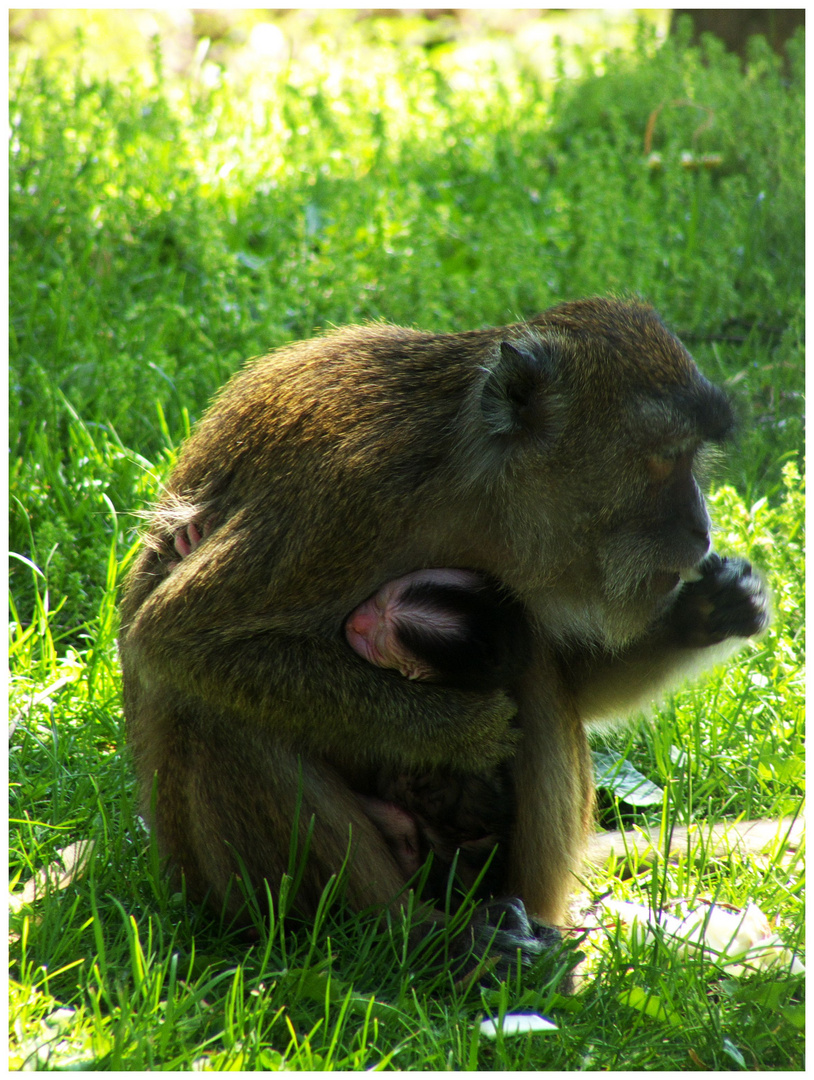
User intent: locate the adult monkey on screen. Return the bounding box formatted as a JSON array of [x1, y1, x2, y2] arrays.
[[119, 298, 768, 971]]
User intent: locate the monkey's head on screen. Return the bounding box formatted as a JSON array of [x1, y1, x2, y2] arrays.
[[476, 298, 734, 646]]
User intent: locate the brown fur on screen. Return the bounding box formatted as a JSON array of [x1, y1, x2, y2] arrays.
[[119, 297, 767, 964]]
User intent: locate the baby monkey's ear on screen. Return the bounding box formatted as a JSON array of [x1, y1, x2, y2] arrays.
[[481, 337, 563, 440]]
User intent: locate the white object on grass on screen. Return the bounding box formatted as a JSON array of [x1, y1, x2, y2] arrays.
[[479, 1013, 558, 1038], [603, 898, 804, 976]]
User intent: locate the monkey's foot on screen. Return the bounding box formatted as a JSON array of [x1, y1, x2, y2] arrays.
[[464, 897, 576, 989]]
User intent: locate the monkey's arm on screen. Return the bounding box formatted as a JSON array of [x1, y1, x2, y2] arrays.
[[120, 553, 518, 771], [566, 555, 769, 723]]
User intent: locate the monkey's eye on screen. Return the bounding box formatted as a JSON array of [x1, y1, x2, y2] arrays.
[[647, 453, 676, 482]]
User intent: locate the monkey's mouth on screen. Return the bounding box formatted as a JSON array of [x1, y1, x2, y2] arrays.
[[652, 564, 704, 595], [679, 565, 705, 583]]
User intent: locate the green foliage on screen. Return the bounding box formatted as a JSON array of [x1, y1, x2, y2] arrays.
[[10, 20, 803, 635], [549, 21, 803, 324], [9, 14, 804, 1071]]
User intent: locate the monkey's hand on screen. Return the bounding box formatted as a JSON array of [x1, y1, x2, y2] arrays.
[[571, 554, 769, 723], [667, 553, 769, 648]]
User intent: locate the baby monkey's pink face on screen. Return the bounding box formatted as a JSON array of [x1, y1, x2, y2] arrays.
[[344, 569, 485, 682]]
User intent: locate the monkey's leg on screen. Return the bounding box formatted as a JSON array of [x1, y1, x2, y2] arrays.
[[506, 655, 594, 925], [129, 688, 573, 981], [129, 693, 409, 919]]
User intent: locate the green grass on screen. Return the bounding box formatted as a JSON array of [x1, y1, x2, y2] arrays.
[[9, 14, 804, 1070]]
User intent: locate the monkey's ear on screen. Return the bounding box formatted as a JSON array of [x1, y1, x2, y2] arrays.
[[481, 340, 557, 437]]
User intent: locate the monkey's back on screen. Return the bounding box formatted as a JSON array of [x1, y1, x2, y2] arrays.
[[122, 322, 514, 630], [171, 324, 484, 503]]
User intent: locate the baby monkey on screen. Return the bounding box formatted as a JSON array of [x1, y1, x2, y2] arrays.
[[345, 569, 531, 692], [346, 571, 529, 899]]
